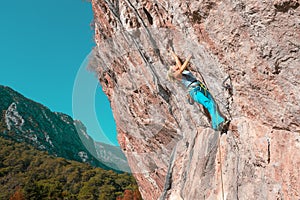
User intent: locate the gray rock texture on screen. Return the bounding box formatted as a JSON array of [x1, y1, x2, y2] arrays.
[[90, 0, 300, 199]]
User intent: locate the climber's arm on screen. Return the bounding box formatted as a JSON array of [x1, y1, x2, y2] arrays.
[[173, 70, 182, 79], [169, 51, 192, 79], [179, 55, 192, 73], [171, 51, 182, 68]]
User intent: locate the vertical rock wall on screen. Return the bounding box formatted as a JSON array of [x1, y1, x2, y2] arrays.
[[91, 0, 300, 199]]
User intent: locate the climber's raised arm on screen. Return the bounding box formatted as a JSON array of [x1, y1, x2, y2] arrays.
[[167, 53, 192, 80], [171, 51, 182, 68], [179, 55, 192, 73]]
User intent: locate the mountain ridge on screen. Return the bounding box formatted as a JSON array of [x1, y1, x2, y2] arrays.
[[0, 84, 130, 172]]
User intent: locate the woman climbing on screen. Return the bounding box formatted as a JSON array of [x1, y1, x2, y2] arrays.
[[167, 51, 228, 131]]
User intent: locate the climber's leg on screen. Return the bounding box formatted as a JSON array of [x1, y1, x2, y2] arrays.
[[205, 92, 225, 129], [189, 88, 225, 130]]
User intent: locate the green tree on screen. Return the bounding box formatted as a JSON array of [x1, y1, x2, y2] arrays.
[[0, 136, 143, 199]]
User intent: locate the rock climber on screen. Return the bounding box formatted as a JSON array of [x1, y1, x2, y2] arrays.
[[167, 51, 229, 131]]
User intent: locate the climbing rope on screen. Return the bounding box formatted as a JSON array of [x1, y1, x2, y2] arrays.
[[213, 99, 225, 200], [217, 131, 225, 200]]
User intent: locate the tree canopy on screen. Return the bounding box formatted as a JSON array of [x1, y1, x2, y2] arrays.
[[0, 136, 142, 200]]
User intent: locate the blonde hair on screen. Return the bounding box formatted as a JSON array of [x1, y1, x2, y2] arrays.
[[167, 66, 176, 82]]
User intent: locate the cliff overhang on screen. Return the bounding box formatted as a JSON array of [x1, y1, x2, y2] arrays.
[[90, 0, 300, 199]]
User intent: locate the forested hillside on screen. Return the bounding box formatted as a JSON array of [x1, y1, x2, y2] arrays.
[[0, 136, 142, 200], [0, 85, 129, 172]]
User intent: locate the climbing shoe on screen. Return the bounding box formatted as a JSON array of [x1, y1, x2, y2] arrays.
[[217, 119, 230, 133]]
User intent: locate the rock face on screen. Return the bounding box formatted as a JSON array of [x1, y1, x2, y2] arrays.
[[90, 0, 300, 199]]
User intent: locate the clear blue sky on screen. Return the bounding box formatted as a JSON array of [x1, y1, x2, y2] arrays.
[[0, 0, 118, 145]]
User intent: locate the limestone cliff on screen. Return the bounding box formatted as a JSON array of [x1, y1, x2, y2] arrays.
[[90, 0, 300, 199]]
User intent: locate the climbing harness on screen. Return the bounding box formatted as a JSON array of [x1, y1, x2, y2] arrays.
[[185, 65, 208, 105], [188, 81, 208, 97]]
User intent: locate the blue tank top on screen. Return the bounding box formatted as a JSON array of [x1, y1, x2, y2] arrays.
[[181, 70, 197, 88]]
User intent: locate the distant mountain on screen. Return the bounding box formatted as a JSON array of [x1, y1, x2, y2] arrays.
[[0, 85, 129, 172], [75, 120, 130, 172]]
